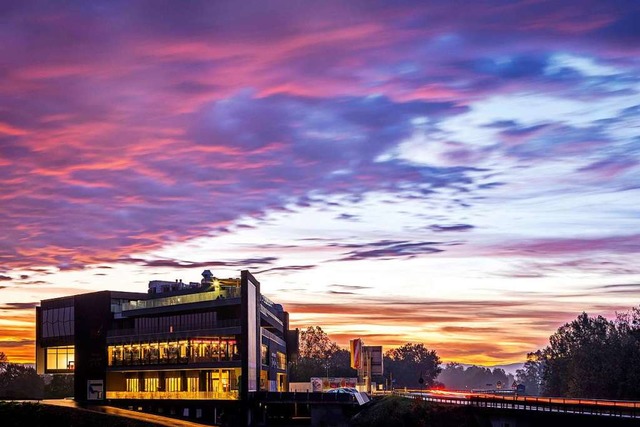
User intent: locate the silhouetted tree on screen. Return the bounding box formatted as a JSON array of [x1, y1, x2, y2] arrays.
[[384, 343, 441, 388], [45, 374, 74, 398], [613, 307, 640, 398], [515, 351, 543, 395], [289, 327, 356, 381], [0, 353, 44, 399], [526, 307, 640, 399], [539, 312, 620, 398], [438, 362, 515, 391]]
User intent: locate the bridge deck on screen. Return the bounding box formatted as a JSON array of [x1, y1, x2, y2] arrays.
[[398, 390, 640, 419]]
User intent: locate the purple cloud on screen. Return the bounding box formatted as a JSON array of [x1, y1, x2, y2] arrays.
[[429, 224, 475, 233], [122, 257, 278, 269], [492, 234, 640, 257], [0, 302, 38, 310], [332, 240, 446, 261], [255, 265, 317, 274]]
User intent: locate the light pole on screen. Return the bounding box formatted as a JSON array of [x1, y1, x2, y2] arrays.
[[418, 371, 424, 400]]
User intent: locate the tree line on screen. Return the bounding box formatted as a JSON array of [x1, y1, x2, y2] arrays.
[[516, 307, 640, 399], [438, 363, 515, 391], [290, 326, 441, 388]]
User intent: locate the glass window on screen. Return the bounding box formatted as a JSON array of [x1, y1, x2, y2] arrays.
[[45, 346, 75, 371], [145, 376, 159, 392], [277, 352, 286, 370], [126, 377, 139, 392]]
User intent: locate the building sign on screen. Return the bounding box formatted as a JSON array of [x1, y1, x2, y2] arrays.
[[311, 377, 357, 391], [365, 345, 384, 376], [87, 379, 104, 400], [350, 339, 362, 369]]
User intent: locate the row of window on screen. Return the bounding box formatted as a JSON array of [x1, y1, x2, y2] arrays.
[[120, 369, 240, 393], [108, 338, 240, 366], [41, 307, 74, 338], [133, 312, 217, 334]]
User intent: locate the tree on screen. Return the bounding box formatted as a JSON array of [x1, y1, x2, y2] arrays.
[[539, 312, 620, 398], [524, 308, 640, 399], [385, 343, 441, 388], [298, 326, 340, 359], [613, 307, 640, 398], [289, 326, 355, 382], [0, 353, 44, 399], [438, 363, 515, 391], [45, 374, 74, 398], [515, 351, 543, 395]]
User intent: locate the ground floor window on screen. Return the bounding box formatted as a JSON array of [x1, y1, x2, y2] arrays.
[[126, 377, 139, 392], [46, 346, 74, 371], [107, 368, 241, 399]]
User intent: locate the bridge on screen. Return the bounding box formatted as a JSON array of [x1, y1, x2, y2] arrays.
[[397, 389, 640, 426]]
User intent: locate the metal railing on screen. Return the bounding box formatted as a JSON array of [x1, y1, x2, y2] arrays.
[[260, 305, 283, 326], [397, 390, 640, 419], [121, 289, 241, 312], [262, 329, 286, 347], [107, 319, 241, 337]]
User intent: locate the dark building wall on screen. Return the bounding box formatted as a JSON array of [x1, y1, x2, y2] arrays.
[[35, 306, 44, 374], [73, 291, 113, 401]]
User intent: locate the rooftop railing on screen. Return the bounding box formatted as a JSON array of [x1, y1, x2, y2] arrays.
[[121, 287, 241, 312]]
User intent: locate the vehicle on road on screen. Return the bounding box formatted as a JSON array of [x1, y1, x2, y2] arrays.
[[326, 387, 359, 395]]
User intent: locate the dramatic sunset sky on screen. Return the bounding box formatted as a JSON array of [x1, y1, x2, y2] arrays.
[[1, 0, 639, 365]]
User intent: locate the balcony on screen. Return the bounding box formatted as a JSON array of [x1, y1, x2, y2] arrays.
[[262, 329, 286, 347], [106, 390, 239, 400], [121, 288, 241, 312]]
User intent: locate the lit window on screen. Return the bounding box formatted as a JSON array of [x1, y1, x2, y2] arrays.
[[45, 346, 75, 371]]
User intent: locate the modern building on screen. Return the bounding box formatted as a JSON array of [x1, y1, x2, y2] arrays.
[[36, 269, 298, 410]]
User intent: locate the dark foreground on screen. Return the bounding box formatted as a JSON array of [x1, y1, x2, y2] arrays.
[[0, 401, 161, 427], [5, 397, 640, 427], [352, 395, 486, 427]]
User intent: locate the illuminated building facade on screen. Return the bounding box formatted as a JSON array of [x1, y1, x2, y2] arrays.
[[35, 270, 297, 406]]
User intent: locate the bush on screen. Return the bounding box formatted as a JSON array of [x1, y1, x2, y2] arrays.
[[351, 395, 485, 427]]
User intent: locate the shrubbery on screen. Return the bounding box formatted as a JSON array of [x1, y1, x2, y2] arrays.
[[351, 395, 485, 427]]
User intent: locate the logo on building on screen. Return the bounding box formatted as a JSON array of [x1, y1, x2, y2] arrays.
[[87, 379, 104, 400]]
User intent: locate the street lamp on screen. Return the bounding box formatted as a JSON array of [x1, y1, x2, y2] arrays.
[[418, 371, 425, 400]]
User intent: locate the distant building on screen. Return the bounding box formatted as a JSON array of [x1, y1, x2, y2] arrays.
[[35, 270, 298, 408]]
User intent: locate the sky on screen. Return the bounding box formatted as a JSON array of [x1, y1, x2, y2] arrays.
[[1, 0, 639, 366]]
